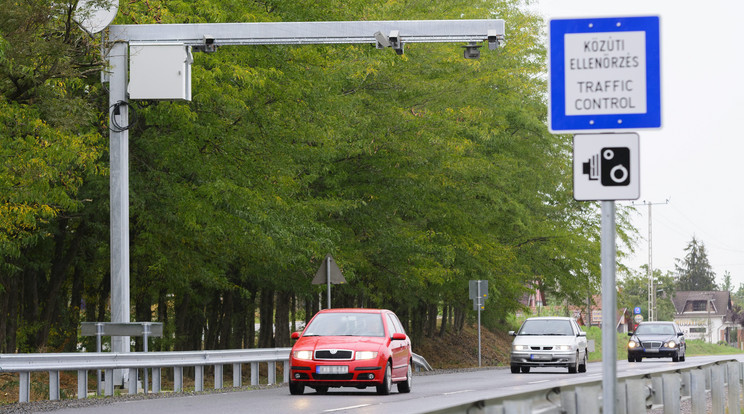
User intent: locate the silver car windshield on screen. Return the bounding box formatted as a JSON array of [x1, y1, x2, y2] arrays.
[[635, 324, 675, 335], [518, 319, 573, 336], [303, 313, 385, 337]]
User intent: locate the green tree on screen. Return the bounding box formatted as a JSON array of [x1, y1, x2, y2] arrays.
[[721, 271, 733, 293], [675, 237, 717, 291], [618, 267, 676, 322]]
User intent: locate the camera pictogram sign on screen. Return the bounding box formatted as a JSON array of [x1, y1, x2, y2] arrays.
[[573, 133, 639, 201]]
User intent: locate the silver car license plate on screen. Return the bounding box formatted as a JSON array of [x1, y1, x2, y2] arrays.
[[530, 354, 550, 361], [317, 365, 349, 374]]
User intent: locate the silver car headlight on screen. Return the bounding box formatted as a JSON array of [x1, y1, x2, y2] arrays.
[[555, 345, 572, 351], [627, 341, 639, 349], [513, 344, 529, 351]]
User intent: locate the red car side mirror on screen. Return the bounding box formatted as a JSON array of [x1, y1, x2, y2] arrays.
[[391, 333, 406, 341], [291, 332, 300, 339]]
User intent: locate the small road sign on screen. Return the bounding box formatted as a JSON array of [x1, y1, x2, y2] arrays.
[[634, 314, 643, 324], [634, 306, 641, 314], [573, 133, 639, 201], [549, 16, 661, 133]]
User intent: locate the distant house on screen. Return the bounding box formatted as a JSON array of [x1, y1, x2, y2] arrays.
[[672, 291, 738, 344]]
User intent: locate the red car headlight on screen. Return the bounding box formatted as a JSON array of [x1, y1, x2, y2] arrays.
[[355, 351, 378, 360], [293, 350, 313, 360]]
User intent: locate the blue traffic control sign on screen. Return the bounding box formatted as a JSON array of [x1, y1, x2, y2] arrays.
[[549, 16, 661, 133], [634, 306, 642, 314]]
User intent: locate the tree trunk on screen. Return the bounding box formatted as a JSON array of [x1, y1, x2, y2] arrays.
[[38, 219, 85, 348], [258, 288, 274, 348], [64, 265, 85, 352], [0, 274, 7, 353], [426, 303, 438, 337], [275, 290, 290, 347], [157, 288, 169, 351], [246, 289, 256, 348], [439, 305, 449, 337], [174, 292, 192, 351], [219, 290, 233, 349], [454, 306, 465, 332]]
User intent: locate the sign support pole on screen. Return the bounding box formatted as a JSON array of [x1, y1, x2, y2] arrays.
[[477, 281, 482, 367], [326, 255, 331, 309], [601, 201, 617, 414]]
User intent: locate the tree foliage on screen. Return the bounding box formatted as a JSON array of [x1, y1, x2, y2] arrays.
[[618, 267, 676, 322], [675, 237, 717, 292], [0, 0, 638, 353]]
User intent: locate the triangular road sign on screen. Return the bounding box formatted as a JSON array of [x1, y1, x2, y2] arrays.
[[311, 254, 346, 284]]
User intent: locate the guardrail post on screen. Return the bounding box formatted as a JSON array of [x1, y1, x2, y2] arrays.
[[268, 361, 276, 385], [690, 368, 706, 414], [624, 377, 647, 413], [195, 365, 204, 392], [174, 366, 183, 392], [680, 370, 691, 397], [728, 361, 741, 414], [616, 378, 627, 414], [251, 362, 259, 385], [105, 369, 114, 396], [575, 385, 601, 414], [503, 399, 530, 413], [215, 364, 223, 389], [283, 361, 289, 384], [650, 375, 663, 406], [560, 387, 577, 414], [77, 369, 87, 399], [49, 370, 60, 400], [711, 364, 724, 414], [128, 368, 138, 394], [233, 363, 242, 387], [661, 372, 680, 414], [152, 367, 161, 393], [19, 372, 30, 403]]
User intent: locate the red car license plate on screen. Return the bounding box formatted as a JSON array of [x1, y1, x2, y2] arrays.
[[316, 365, 349, 374]]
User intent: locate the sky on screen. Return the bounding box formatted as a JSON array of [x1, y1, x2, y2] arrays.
[[531, 0, 744, 289]]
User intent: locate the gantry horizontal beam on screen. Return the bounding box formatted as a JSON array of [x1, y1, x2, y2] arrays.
[[108, 19, 505, 46]]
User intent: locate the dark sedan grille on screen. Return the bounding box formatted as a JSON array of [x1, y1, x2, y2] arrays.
[[315, 349, 353, 360], [641, 341, 662, 349]]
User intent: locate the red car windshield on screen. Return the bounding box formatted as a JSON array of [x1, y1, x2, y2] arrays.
[[303, 312, 385, 337]]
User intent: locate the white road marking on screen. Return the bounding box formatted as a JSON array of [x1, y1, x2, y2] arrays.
[[528, 380, 551, 385], [323, 404, 371, 412], [443, 390, 474, 395]]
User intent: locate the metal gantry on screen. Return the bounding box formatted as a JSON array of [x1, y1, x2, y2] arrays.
[[103, 19, 505, 385]]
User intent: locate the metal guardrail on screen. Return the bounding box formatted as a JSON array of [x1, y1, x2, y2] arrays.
[[430, 359, 744, 414], [0, 349, 432, 403], [0, 348, 292, 403]]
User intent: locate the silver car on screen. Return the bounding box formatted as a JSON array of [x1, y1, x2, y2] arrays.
[[509, 317, 588, 374]]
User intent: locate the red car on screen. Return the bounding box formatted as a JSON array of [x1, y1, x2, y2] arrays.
[[288, 308, 412, 395]]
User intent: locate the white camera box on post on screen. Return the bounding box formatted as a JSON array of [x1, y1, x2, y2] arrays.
[[128, 43, 192, 100]]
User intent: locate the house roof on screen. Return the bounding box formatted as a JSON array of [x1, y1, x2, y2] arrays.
[[672, 291, 731, 317]]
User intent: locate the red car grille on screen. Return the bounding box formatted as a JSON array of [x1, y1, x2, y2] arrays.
[[314, 350, 353, 360]]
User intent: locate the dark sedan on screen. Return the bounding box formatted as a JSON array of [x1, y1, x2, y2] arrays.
[[627, 321, 686, 362]]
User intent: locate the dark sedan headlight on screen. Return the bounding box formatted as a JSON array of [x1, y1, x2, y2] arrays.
[[665, 341, 677, 348], [627, 340, 639, 349]]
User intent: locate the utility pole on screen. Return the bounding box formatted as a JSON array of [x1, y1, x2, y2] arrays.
[[634, 199, 668, 321]]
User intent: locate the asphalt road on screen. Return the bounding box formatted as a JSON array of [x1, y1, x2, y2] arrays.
[[37, 355, 744, 414]]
